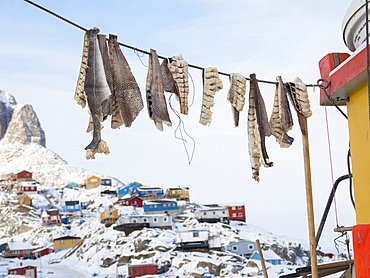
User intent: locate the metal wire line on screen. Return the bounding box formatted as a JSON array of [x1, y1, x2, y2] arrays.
[[23, 0, 320, 87]]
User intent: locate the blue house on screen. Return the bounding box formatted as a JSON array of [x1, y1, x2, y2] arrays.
[[117, 182, 143, 198], [250, 249, 282, 265], [81, 200, 92, 209], [144, 199, 178, 215], [101, 179, 112, 186], [136, 186, 164, 200], [63, 201, 81, 213]]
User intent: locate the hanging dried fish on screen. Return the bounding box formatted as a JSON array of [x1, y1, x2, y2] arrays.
[[84, 27, 111, 156], [74, 31, 90, 108], [270, 76, 294, 148], [161, 58, 179, 96], [199, 67, 223, 126], [248, 73, 273, 182], [287, 77, 312, 118], [227, 73, 246, 127], [146, 49, 172, 131], [108, 34, 144, 129], [167, 54, 189, 115]]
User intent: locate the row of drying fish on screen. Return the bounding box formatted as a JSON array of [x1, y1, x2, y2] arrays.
[[73, 28, 312, 182]]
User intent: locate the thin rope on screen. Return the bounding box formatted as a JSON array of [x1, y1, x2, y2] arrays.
[[324, 103, 340, 227], [134, 49, 148, 68], [168, 94, 196, 164], [22, 0, 320, 88]]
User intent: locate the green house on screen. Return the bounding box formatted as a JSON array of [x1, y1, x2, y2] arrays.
[[64, 182, 80, 189]]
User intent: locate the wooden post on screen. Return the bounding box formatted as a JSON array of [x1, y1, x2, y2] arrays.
[[300, 115, 319, 278], [256, 239, 268, 278]]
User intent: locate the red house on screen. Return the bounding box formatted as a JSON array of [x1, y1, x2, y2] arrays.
[[32, 247, 54, 258], [16, 170, 33, 181], [8, 266, 37, 278], [115, 196, 143, 207], [42, 209, 61, 225], [128, 264, 157, 278], [19, 181, 38, 194], [227, 204, 246, 222]]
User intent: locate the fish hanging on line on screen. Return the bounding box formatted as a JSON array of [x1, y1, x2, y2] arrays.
[[74, 27, 112, 159], [108, 34, 144, 129], [269, 76, 294, 148], [199, 67, 223, 126], [167, 54, 189, 115], [227, 73, 246, 127], [161, 58, 179, 97], [146, 49, 172, 131], [248, 73, 273, 182]]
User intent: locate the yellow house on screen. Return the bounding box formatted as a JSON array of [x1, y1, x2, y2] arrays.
[[3, 239, 36, 258], [86, 176, 101, 189], [18, 193, 32, 206], [54, 236, 81, 252], [100, 204, 118, 227], [166, 187, 190, 201]]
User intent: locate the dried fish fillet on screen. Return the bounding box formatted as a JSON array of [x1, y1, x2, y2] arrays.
[[227, 73, 247, 127], [74, 31, 90, 108], [270, 76, 294, 148], [84, 27, 111, 152], [146, 49, 172, 131], [108, 34, 144, 129], [168, 54, 189, 115], [287, 77, 312, 118], [248, 73, 273, 182], [86, 139, 110, 160], [161, 58, 179, 97], [199, 67, 223, 126]]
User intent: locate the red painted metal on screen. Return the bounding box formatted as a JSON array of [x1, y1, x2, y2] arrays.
[[353, 224, 370, 278]]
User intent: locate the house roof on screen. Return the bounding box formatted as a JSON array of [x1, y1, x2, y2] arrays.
[[167, 187, 189, 191], [53, 236, 81, 241], [251, 249, 282, 261], [228, 239, 255, 247], [144, 199, 177, 205], [137, 186, 163, 191], [46, 209, 59, 216], [65, 201, 79, 206], [7, 240, 33, 251]]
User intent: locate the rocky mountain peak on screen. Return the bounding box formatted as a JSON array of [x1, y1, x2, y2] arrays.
[[0, 90, 46, 147]]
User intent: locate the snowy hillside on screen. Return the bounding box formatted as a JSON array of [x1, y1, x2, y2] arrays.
[[0, 90, 122, 187]]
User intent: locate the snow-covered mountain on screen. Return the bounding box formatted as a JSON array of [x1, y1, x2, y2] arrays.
[[0, 90, 122, 187]]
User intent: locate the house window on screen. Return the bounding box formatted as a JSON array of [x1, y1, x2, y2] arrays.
[[134, 201, 137, 205], [193, 232, 199, 237], [91, 178, 97, 182], [163, 204, 167, 207], [72, 239, 76, 243], [222, 211, 225, 214], [203, 212, 207, 216], [110, 212, 113, 215], [172, 190, 175, 194], [239, 213, 242, 217], [154, 205, 157, 208], [13, 250, 19, 254], [60, 240, 64, 244], [213, 212, 216, 215], [232, 207, 236, 210], [132, 218, 137, 223], [153, 217, 158, 223], [238, 206, 242, 210], [178, 190, 181, 194], [233, 213, 236, 217], [21, 198, 24, 202], [232, 246, 238, 251], [163, 217, 168, 222], [248, 244, 254, 250], [143, 218, 147, 222]]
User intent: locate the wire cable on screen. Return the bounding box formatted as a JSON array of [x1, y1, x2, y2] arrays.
[[23, 0, 320, 87], [347, 148, 355, 209]]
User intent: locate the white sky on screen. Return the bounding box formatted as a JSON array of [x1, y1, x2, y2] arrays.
[[0, 0, 356, 251]]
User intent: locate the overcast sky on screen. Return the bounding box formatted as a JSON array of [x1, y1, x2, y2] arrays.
[[0, 0, 356, 251]]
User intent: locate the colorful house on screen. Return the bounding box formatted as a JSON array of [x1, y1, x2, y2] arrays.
[[226, 240, 257, 257], [101, 178, 112, 186], [117, 182, 142, 198], [64, 182, 80, 189], [3, 239, 36, 258], [100, 204, 118, 226], [16, 170, 33, 181], [136, 186, 165, 200], [32, 247, 54, 258], [8, 266, 37, 278], [18, 193, 32, 206], [195, 204, 229, 224], [227, 204, 246, 222], [18, 181, 38, 194], [250, 249, 282, 265], [53, 236, 81, 252], [80, 200, 92, 209], [128, 264, 158, 278], [143, 199, 178, 215], [115, 196, 143, 207], [86, 175, 101, 189], [42, 209, 61, 225], [63, 200, 81, 215], [166, 187, 190, 201]]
